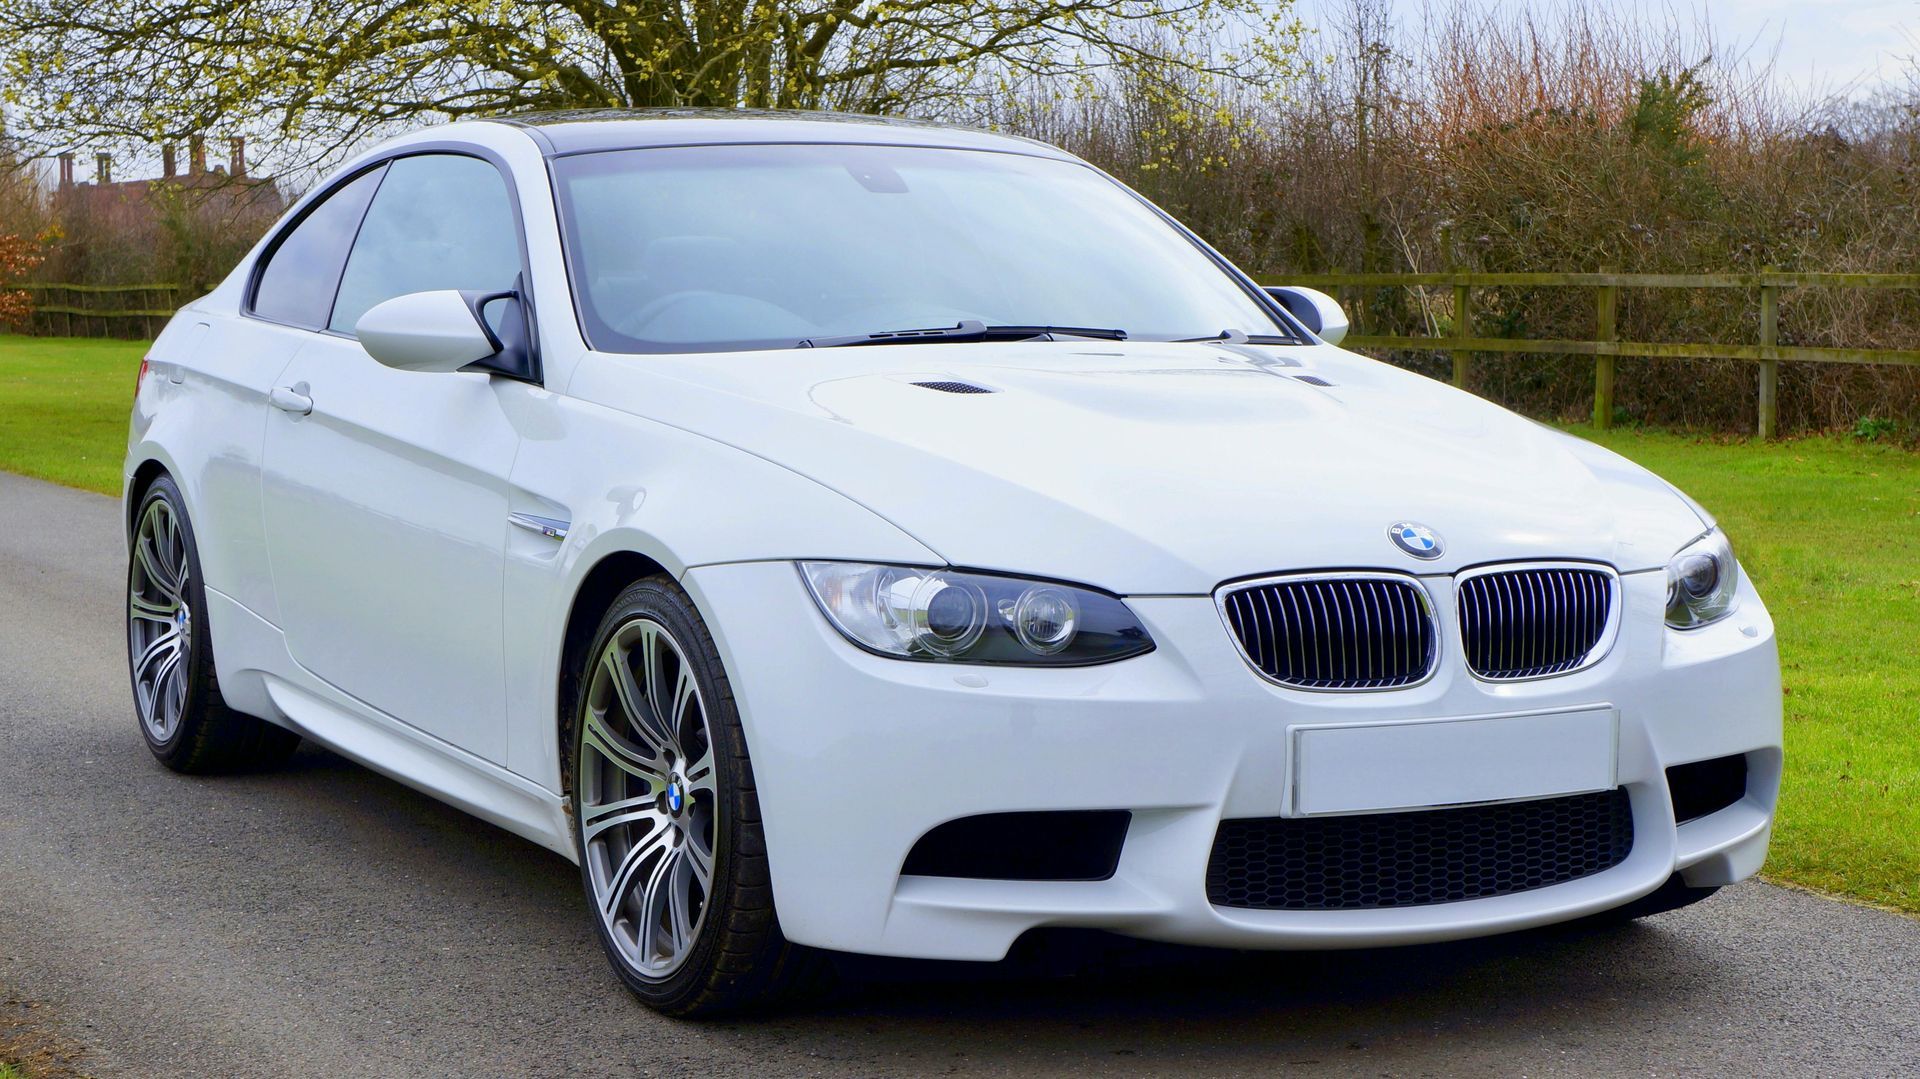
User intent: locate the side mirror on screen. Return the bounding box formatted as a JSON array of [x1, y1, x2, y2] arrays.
[[1264, 286, 1349, 346], [355, 290, 501, 373]]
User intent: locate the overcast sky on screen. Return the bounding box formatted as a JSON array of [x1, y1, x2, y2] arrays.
[[1290, 0, 1920, 97]]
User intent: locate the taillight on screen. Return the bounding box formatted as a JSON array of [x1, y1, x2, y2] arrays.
[[136, 354, 151, 393]]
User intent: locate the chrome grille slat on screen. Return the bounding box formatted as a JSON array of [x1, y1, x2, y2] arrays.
[[1458, 566, 1614, 680], [1220, 575, 1436, 690]]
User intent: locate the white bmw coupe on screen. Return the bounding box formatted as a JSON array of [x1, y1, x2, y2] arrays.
[[126, 110, 1781, 1015]]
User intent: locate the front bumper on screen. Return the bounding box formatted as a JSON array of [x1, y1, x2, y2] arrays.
[[683, 561, 1781, 960]]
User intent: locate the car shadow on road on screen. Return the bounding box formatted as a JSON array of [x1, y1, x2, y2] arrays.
[[246, 744, 1735, 1071], [727, 914, 1739, 1073], [805, 916, 1700, 1018]]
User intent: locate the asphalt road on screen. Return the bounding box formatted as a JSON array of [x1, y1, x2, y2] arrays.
[[2, 470, 1917, 1078]]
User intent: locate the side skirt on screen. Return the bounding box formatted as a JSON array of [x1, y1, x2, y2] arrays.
[[203, 587, 578, 861]]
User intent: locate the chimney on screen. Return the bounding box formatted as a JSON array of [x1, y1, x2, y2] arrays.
[[228, 136, 246, 179], [95, 152, 112, 184], [162, 143, 177, 179], [189, 135, 206, 175], [57, 152, 74, 188]]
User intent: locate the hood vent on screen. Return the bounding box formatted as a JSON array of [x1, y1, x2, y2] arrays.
[[1290, 374, 1335, 387], [912, 380, 995, 394]]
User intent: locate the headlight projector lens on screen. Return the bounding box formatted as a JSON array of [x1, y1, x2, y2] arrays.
[[918, 579, 987, 655], [1012, 586, 1079, 655]]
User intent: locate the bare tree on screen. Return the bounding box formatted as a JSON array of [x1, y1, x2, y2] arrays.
[[0, 0, 1301, 169]]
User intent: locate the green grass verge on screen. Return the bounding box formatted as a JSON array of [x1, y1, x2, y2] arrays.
[[0, 335, 144, 495], [1, 335, 1914, 912], [1576, 425, 1920, 914]]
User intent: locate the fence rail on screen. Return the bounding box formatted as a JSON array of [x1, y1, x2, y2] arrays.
[[11, 282, 186, 339], [1258, 271, 1920, 437], [11, 273, 1920, 436]]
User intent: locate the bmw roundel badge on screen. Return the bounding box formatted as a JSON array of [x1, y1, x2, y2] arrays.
[[1388, 521, 1444, 560]]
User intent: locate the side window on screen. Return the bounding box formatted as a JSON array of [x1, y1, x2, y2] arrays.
[[328, 154, 522, 335], [250, 165, 386, 329]]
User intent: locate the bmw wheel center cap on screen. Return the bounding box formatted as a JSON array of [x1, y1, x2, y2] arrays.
[[1389, 521, 1444, 560]]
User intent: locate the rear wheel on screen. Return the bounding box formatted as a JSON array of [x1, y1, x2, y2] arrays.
[[128, 475, 299, 773], [569, 577, 819, 1016]]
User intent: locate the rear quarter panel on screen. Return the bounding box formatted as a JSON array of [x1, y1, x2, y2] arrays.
[[128, 308, 303, 622]]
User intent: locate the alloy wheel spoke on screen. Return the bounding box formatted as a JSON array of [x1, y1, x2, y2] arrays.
[[635, 625, 681, 758], [682, 831, 714, 891], [143, 646, 184, 735], [582, 706, 667, 784], [638, 838, 680, 955], [136, 663, 161, 729], [130, 590, 178, 623], [603, 651, 674, 761], [151, 647, 183, 701], [136, 535, 181, 600], [682, 745, 717, 799], [132, 629, 180, 683], [582, 793, 666, 845], [668, 665, 699, 750], [160, 652, 188, 726], [602, 821, 675, 919], [666, 851, 696, 945], [160, 504, 184, 580]]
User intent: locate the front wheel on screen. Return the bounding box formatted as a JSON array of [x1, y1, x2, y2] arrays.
[[569, 578, 819, 1016]]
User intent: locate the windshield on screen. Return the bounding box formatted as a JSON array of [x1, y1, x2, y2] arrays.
[[551, 143, 1299, 353]]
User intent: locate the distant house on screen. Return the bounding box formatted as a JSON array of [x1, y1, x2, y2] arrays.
[[56, 135, 285, 213], [49, 136, 287, 287]]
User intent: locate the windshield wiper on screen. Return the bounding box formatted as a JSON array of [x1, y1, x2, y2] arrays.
[[798, 320, 1128, 348], [1175, 328, 1299, 344]]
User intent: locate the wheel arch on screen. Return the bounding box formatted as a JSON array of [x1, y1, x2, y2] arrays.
[[555, 548, 671, 794], [124, 457, 173, 540]]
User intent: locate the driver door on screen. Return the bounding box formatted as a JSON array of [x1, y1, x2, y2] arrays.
[[259, 152, 529, 763]]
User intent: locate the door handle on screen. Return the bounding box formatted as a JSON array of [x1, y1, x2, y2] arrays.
[[269, 383, 313, 415]]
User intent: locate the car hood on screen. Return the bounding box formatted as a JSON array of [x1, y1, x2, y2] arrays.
[[573, 341, 1708, 594]]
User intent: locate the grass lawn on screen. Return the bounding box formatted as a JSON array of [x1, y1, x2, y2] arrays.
[[0, 334, 144, 495], [1577, 425, 1920, 914], [2, 334, 1915, 913]]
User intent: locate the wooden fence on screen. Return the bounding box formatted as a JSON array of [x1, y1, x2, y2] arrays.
[[1259, 271, 1920, 438], [11, 282, 187, 340], [14, 272, 1920, 437]]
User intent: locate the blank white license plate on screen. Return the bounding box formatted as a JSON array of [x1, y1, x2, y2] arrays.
[[1290, 706, 1618, 817]]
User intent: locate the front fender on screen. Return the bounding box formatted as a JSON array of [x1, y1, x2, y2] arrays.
[[501, 388, 940, 789]]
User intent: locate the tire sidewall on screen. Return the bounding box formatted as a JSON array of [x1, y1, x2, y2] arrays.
[[569, 578, 750, 1007]]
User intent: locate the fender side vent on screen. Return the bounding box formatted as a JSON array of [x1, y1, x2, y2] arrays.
[[912, 380, 994, 394], [1291, 374, 1335, 386]]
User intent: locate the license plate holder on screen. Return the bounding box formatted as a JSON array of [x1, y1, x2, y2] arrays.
[[1290, 706, 1619, 817]]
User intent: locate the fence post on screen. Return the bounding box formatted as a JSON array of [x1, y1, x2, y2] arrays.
[[1758, 272, 1780, 439], [1450, 282, 1472, 388], [1593, 276, 1619, 429]]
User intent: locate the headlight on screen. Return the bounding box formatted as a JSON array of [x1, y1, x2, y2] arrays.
[[1665, 530, 1740, 629], [798, 562, 1155, 665]]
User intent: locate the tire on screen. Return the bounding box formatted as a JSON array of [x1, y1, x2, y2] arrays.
[[568, 577, 821, 1017], [128, 474, 300, 773]]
